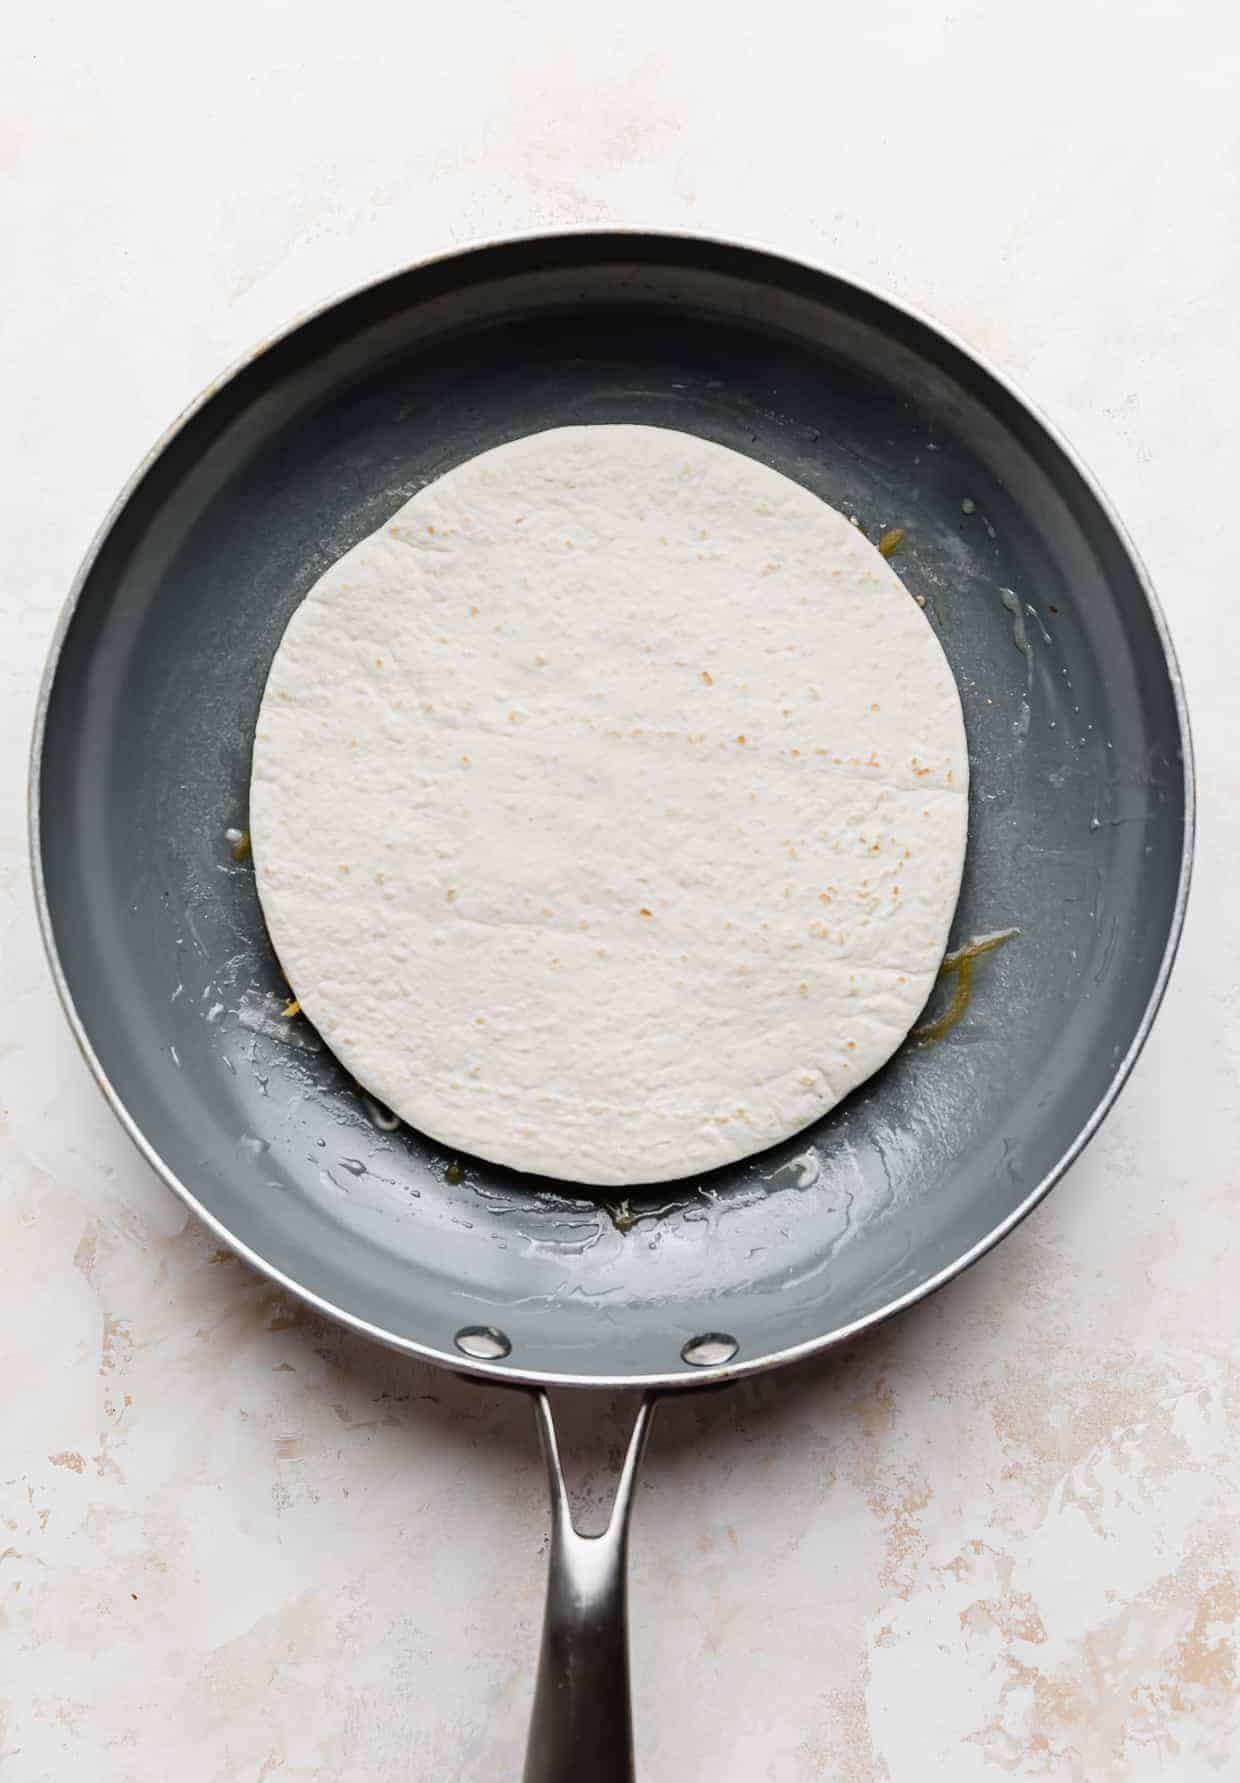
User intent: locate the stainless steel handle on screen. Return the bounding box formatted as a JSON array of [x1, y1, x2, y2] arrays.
[[522, 1390, 657, 1783]]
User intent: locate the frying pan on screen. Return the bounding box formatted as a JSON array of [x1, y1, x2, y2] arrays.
[[31, 232, 1193, 1780]]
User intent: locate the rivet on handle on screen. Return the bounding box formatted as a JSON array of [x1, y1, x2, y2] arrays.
[[454, 1325, 511, 1360], [681, 1332, 739, 1367]]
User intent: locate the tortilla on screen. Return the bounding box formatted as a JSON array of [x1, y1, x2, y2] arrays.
[[250, 425, 967, 1185]]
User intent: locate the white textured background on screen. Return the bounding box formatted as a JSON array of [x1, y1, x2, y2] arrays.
[[2, 4, 1236, 1778]]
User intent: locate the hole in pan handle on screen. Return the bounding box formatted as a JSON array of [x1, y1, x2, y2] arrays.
[[523, 1389, 657, 1783]]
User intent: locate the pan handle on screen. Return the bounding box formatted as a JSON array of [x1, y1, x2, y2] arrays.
[[522, 1389, 657, 1783]]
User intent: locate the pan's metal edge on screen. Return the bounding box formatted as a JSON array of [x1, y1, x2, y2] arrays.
[[28, 226, 1196, 1393]]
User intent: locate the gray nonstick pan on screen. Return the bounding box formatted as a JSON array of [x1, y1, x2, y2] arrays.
[[31, 232, 1193, 1780]]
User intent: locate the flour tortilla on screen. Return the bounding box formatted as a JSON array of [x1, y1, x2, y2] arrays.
[[250, 426, 968, 1186]]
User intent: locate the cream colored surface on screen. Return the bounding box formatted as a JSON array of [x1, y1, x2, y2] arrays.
[[2, 4, 1236, 1778], [251, 426, 966, 1184]]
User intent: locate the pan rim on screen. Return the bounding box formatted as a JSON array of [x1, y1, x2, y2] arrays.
[[28, 226, 1196, 1391]]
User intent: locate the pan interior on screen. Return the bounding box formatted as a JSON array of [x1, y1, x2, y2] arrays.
[[37, 237, 1189, 1383]]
